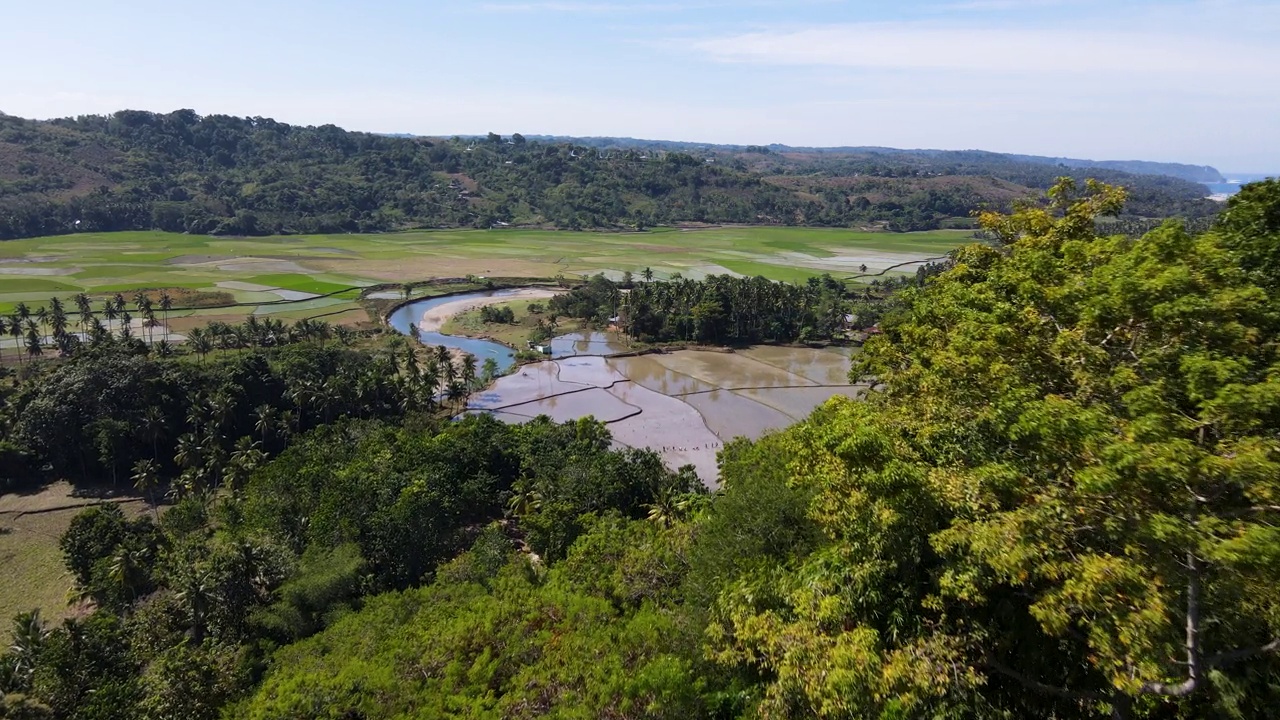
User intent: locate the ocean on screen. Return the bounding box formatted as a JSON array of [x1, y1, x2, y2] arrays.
[[1206, 173, 1277, 197]]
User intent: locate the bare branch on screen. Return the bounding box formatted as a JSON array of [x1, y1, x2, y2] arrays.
[[985, 658, 1101, 702]]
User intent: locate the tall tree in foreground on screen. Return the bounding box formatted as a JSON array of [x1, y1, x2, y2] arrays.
[[711, 180, 1280, 719]]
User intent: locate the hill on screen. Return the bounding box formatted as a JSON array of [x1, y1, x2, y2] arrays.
[[534, 135, 1225, 184], [0, 109, 1219, 240]]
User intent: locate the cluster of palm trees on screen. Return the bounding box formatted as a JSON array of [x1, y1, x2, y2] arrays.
[[551, 272, 851, 345], [185, 316, 352, 360], [398, 341, 498, 415], [1, 291, 175, 362]]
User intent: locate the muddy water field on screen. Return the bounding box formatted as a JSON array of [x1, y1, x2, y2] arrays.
[[469, 347, 867, 487]]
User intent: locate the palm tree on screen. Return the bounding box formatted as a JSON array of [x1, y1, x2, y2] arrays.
[[75, 293, 92, 335], [206, 392, 237, 437], [6, 314, 21, 364], [7, 609, 49, 691], [174, 567, 216, 644], [159, 291, 172, 331], [34, 306, 49, 345], [119, 311, 133, 342], [646, 488, 682, 529], [89, 317, 109, 346], [253, 404, 278, 447], [141, 406, 166, 461], [461, 353, 478, 399], [143, 307, 158, 345], [0, 317, 6, 364], [24, 322, 42, 359], [107, 544, 150, 605], [505, 487, 543, 520], [174, 433, 203, 474], [188, 327, 211, 361], [131, 458, 160, 518], [446, 380, 467, 414], [642, 266, 654, 284], [226, 436, 265, 491], [481, 357, 499, 386]]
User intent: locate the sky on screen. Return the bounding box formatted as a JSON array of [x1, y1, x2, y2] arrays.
[[1, 0, 1278, 171]]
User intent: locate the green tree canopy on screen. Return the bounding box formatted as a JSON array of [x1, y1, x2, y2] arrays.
[[709, 180, 1280, 718]]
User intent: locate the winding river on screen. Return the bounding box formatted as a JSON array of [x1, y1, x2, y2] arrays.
[[386, 289, 530, 372]]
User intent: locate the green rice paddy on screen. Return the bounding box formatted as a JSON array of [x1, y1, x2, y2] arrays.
[[0, 226, 973, 320]]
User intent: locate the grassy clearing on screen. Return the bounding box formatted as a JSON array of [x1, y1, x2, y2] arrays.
[[0, 497, 149, 641], [440, 298, 559, 349]]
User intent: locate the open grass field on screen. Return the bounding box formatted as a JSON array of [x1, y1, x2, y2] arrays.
[[0, 226, 971, 321], [0, 483, 151, 640]]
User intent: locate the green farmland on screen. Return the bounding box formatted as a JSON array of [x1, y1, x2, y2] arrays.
[[0, 226, 970, 323]]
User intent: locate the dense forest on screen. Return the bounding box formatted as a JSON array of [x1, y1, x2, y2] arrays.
[[1, 180, 1278, 719], [0, 109, 1221, 239]]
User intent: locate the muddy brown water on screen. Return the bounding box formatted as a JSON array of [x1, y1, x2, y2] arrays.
[[470, 347, 858, 487]]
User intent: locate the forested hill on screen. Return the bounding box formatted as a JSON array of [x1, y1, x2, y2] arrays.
[[536, 135, 1225, 184], [0, 109, 1219, 240]]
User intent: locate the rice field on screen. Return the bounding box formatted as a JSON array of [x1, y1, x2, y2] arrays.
[[0, 226, 970, 322], [470, 346, 869, 487]]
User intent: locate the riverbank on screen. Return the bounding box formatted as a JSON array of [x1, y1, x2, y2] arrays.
[[417, 288, 561, 334]]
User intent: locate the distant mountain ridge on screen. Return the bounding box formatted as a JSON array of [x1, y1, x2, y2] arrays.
[[0, 109, 1222, 240], [513, 136, 1224, 185]]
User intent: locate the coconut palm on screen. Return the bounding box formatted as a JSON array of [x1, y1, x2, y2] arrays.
[[159, 291, 172, 330], [445, 380, 467, 414], [174, 566, 216, 643], [461, 352, 478, 395], [24, 322, 41, 359], [174, 433, 203, 473], [34, 306, 49, 345], [74, 292, 92, 332], [481, 357, 499, 385], [206, 392, 237, 437], [131, 458, 160, 518], [505, 487, 543, 520], [226, 436, 265, 491], [253, 404, 278, 447], [141, 406, 166, 461], [188, 327, 212, 361], [107, 544, 150, 605], [119, 311, 133, 341], [6, 314, 21, 364]]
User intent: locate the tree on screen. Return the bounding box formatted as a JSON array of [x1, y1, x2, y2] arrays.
[[642, 267, 654, 284], [23, 323, 41, 360], [710, 180, 1280, 718], [187, 327, 211, 361], [6, 610, 50, 692], [131, 458, 160, 518]]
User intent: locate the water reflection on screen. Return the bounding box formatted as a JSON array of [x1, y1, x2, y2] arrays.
[[551, 331, 628, 358], [470, 347, 857, 487]]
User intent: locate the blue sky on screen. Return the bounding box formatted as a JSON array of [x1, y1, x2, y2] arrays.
[[2, 0, 1277, 170]]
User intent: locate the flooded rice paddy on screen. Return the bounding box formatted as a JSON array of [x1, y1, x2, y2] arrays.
[[389, 288, 867, 487], [471, 347, 867, 487]]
